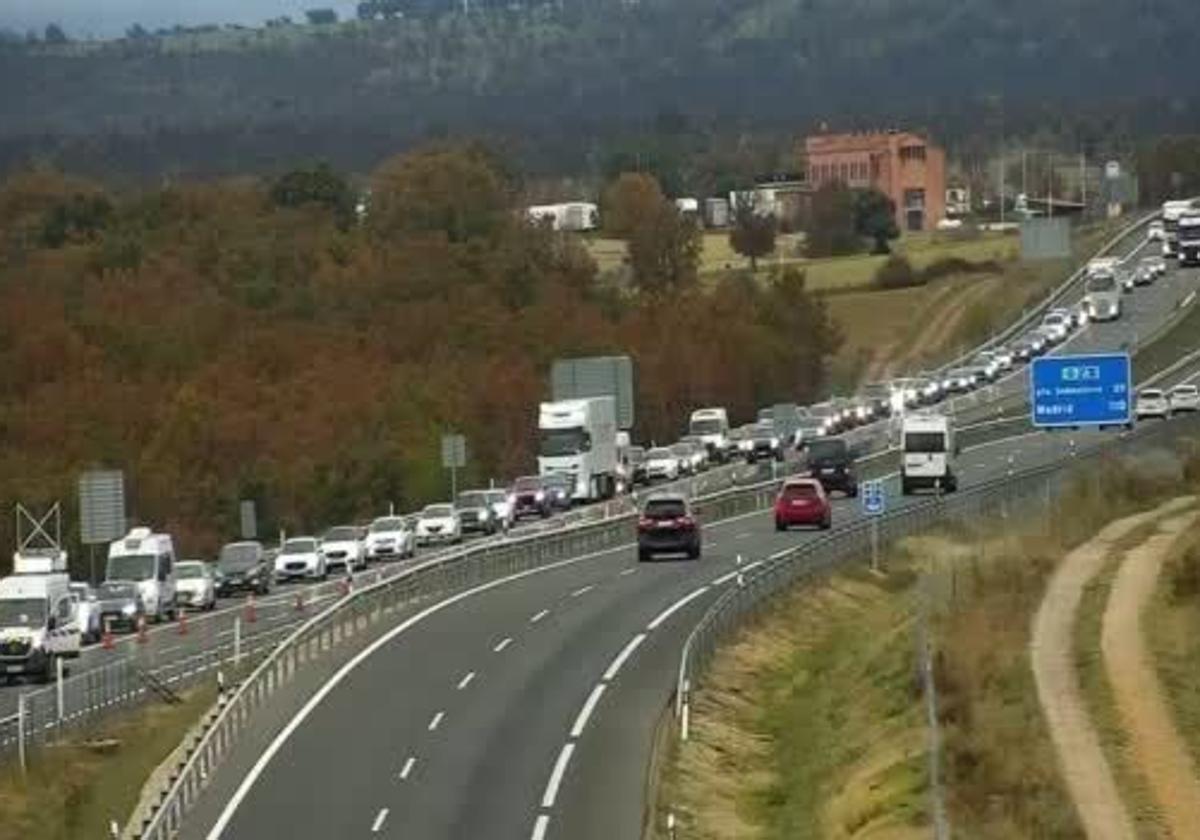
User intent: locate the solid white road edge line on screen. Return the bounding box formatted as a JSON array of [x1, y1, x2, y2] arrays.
[[569, 684, 606, 739], [646, 586, 710, 631], [204, 537, 660, 839], [540, 743, 575, 809], [601, 634, 646, 682]]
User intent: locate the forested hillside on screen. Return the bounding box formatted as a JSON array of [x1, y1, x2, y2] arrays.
[[0, 148, 840, 566], [1, 0, 1197, 180]]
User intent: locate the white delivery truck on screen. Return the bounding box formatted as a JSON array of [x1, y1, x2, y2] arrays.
[[689, 407, 731, 462], [106, 527, 178, 623], [538, 397, 619, 502], [900, 413, 959, 495], [0, 548, 80, 682]]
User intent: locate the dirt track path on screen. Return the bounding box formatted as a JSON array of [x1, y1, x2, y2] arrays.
[[1102, 504, 1200, 838], [1029, 503, 1190, 840]]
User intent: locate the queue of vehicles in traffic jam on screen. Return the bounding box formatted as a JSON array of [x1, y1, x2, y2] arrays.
[[4, 204, 1195, 676]]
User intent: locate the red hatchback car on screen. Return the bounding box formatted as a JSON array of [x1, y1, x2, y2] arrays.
[[774, 479, 832, 531]]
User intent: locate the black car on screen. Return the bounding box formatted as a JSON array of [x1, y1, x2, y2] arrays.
[[540, 473, 575, 511], [456, 490, 499, 535], [637, 494, 701, 561], [804, 438, 858, 497], [214, 541, 271, 596], [510, 475, 551, 519]]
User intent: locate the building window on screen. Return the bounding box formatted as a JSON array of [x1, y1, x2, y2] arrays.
[[904, 189, 926, 210], [839, 163, 849, 182], [900, 145, 927, 163]]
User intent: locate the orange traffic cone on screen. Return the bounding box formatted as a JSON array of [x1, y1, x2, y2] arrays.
[[245, 594, 257, 624], [101, 619, 114, 650], [178, 610, 188, 636], [136, 614, 148, 644]]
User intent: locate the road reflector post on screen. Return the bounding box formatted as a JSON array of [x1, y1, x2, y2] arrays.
[[178, 610, 188, 636], [245, 594, 257, 624], [295, 591, 305, 613], [102, 617, 114, 650], [136, 615, 147, 644]]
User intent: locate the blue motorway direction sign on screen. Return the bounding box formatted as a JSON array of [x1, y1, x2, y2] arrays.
[[861, 479, 886, 516], [1030, 353, 1131, 428]]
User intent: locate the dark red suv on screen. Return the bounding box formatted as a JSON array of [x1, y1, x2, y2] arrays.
[[637, 494, 701, 561]]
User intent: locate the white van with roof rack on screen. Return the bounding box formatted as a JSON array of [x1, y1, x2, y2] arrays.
[[0, 548, 80, 681], [106, 527, 178, 622]]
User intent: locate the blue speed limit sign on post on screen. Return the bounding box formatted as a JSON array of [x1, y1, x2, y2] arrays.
[[861, 480, 886, 516]]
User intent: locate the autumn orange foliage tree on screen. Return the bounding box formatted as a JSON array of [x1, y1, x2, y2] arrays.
[[0, 151, 840, 574]]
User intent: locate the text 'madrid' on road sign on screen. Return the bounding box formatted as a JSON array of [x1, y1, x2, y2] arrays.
[[1030, 353, 1131, 428]]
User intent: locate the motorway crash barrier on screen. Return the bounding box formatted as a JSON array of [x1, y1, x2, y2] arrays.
[[125, 463, 791, 838], [0, 456, 773, 766], [0, 211, 1166, 768], [674, 410, 1200, 739]]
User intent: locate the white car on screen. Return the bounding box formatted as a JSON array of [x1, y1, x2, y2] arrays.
[[1039, 314, 1070, 343], [1135, 389, 1171, 420], [322, 526, 367, 572], [1149, 220, 1165, 241], [645, 447, 680, 482], [68, 583, 102, 643], [415, 505, 463, 546], [364, 516, 416, 561], [174, 561, 217, 611], [274, 537, 327, 582], [1169, 384, 1200, 413], [485, 490, 514, 531]]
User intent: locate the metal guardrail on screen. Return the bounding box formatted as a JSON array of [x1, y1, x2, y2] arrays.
[[1, 210, 1159, 758], [672, 410, 1200, 742], [130, 459, 794, 839]]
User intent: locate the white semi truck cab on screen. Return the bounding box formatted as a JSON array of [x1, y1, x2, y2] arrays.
[[900, 413, 959, 495], [538, 397, 619, 502], [0, 549, 80, 681], [1178, 213, 1200, 267], [106, 527, 178, 622]]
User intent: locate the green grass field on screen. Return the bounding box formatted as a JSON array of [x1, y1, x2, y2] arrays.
[[0, 686, 216, 840]]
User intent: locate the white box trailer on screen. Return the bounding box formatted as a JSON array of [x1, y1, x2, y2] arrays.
[[538, 397, 619, 502]]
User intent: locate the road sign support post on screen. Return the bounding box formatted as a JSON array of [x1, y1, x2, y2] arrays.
[[861, 480, 886, 571], [17, 693, 26, 774], [233, 617, 242, 668], [871, 518, 880, 573], [56, 657, 64, 721], [442, 434, 467, 499]]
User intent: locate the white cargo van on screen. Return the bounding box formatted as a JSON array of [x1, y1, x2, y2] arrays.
[[689, 408, 731, 461], [106, 527, 178, 622], [0, 549, 80, 681], [901, 413, 959, 495]]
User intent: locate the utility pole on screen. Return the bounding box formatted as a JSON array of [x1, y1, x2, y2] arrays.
[[1080, 152, 1087, 211], [999, 148, 1006, 225], [1022, 149, 1028, 200], [1047, 152, 1054, 220]]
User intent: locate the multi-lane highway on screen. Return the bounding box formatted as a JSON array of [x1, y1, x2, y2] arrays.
[[176, 234, 1199, 840]]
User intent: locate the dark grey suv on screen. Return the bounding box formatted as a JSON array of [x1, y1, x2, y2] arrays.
[[637, 494, 701, 561]]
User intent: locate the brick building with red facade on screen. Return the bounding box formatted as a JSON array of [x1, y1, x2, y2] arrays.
[[804, 129, 947, 232]]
